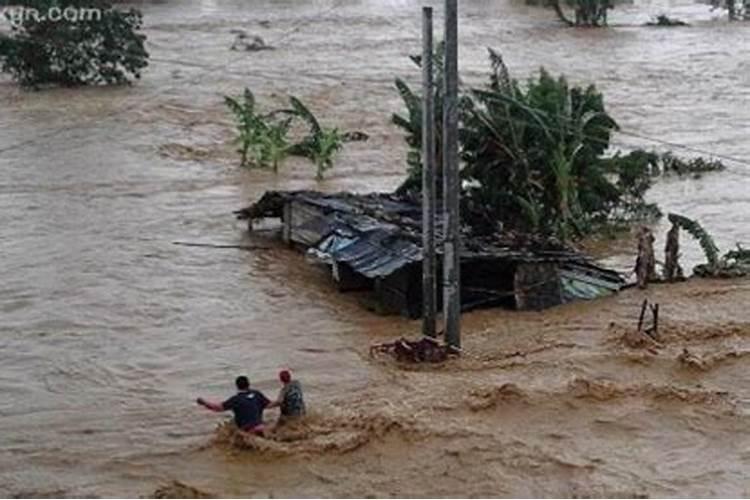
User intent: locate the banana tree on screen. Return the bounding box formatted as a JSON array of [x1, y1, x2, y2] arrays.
[[287, 96, 344, 180], [225, 88, 265, 167]]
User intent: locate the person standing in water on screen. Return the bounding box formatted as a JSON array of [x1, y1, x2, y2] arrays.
[[197, 375, 272, 436], [269, 369, 306, 421]]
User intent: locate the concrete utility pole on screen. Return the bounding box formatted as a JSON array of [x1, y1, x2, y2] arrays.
[[421, 7, 437, 339], [443, 0, 461, 348]]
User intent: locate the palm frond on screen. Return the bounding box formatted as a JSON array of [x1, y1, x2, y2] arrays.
[[668, 213, 720, 269], [289, 96, 321, 135]]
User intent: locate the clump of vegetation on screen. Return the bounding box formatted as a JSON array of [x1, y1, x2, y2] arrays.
[[0, 0, 148, 88], [225, 88, 291, 171], [393, 49, 664, 240], [660, 152, 726, 177], [224, 89, 346, 179], [225, 88, 264, 168], [287, 97, 344, 181], [668, 213, 750, 278], [668, 213, 721, 271], [392, 49, 730, 241]]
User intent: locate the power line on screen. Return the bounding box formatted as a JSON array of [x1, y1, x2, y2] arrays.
[[614, 129, 750, 167], [464, 85, 750, 169]]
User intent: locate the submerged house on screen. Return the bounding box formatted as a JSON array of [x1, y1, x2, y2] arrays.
[[237, 190, 624, 318]]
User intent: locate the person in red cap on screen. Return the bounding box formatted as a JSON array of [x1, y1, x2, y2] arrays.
[[270, 369, 306, 422]]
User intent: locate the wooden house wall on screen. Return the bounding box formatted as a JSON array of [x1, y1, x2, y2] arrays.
[[374, 264, 422, 318], [513, 262, 563, 310], [284, 200, 329, 247]]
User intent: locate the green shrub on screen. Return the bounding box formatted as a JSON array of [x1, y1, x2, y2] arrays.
[[224, 88, 292, 171], [393, 48, 663, 240], [224, 90, 345, 178]]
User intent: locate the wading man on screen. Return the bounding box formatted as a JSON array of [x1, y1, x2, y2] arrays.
[[271, 369, 306, 423], [197, 375, 272, 436]]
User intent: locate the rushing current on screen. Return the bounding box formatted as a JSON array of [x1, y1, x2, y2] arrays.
[[1, 0, 749, 497]]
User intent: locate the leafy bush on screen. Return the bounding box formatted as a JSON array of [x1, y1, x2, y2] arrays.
[[668, 213, 720, 271], [668, 213, 750, 278], [0, 0, 148, 88], [225, 88, 264, 168], [660, 152, 726, 176], [393, 49, 666, 240], [224, 88, 292, 171], [224, 90, 345, 179]]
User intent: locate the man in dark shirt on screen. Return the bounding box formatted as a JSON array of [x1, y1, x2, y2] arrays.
[[197, 375, 271, 435]]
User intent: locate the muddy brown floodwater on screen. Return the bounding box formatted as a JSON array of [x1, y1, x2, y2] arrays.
[[1, 0, 749, 497]]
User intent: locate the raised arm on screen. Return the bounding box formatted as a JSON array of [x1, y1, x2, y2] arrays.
[[196, 397, 225, 412]]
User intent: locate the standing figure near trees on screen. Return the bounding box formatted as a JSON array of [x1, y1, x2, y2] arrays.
[[664, 222, 684, 281], [635, 226, 658, 288]]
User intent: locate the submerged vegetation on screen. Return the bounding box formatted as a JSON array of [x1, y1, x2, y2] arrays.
[[224, 88, 291, 170], [395, 49, 645, 240], [668, 214, 750, 278], [543, 0, 741, 25], [224, 89, 346, 179], [286, 97, 344, 181], [393, 49, 728, 242], [0, 0, 148, 88]]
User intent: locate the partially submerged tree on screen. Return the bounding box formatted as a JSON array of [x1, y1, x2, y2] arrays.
[[461, 50, 632, 238], [225, 88, 259, 168], [0, 0, 148, 88], [287, 97, 344, 181], [224, 89, 346, 179], [667, 213, 721, 272], [392, 49, 727, 241]]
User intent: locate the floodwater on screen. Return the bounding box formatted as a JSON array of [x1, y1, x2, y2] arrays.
[[1, 0, 749, 497]]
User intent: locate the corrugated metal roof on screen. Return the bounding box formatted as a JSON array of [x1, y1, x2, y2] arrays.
[[329, 229, 422, 278], [243, 190, 625, 293], [559, 263, 624, 302]]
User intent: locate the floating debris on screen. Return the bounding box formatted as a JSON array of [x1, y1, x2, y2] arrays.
[[231, 33, 274, 52], [370, 336, 459, 363], [646, 14, 689, 26]]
